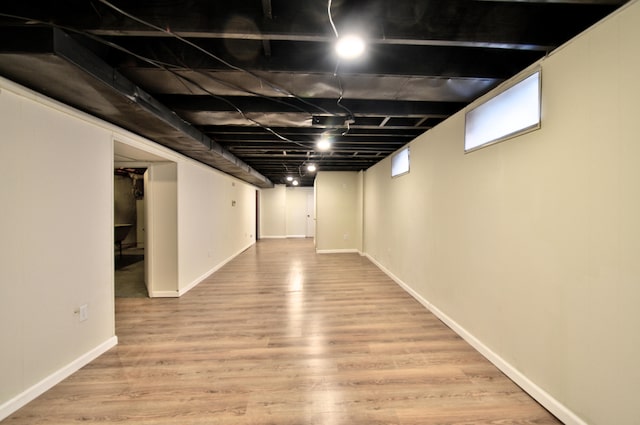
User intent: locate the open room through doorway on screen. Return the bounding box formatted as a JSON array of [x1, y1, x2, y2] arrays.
[[114, 140, 179, 299], [114, 167, 147, 297]]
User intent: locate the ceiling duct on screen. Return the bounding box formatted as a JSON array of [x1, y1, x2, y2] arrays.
[[0, 28, 273, 188]]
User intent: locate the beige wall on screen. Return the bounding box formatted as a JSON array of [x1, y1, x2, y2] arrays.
[[0, 76, 259, 419], [178, 163, 256, 294], [147, 162, 178, 296], [363, 2, 640, 424], [0, 79, 116, 418], [315, 171, 362, 253], [259, 184, 286, 238]]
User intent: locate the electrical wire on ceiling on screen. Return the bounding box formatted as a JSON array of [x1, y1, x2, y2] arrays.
[[1, 7, 340, 174], [0, 12, 313, 150], [96, 0, 334, 117], [328, 0, 340, 38], [170, 72, 311, 149], [327, 0, 356, 137]]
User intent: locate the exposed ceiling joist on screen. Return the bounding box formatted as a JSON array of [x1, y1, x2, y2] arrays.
[[0, 0, 628, 187]]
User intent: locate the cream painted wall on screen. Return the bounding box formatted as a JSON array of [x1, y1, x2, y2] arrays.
[[355, 171, 364, 253], [315, 171, 361, 252], [0, 76, 259, 418], [146, 162, 178, 296], [259, 184, 286, 237], [0, 79, 116, 417], [363, 2, 640, 424], [178, 163, 256, 293]]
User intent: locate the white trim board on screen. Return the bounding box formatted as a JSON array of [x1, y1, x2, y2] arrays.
[[364, 253, 588, 425], [148, 290, 180, 298], [0, 336, 118, 421], [316, 249, 360, 254]]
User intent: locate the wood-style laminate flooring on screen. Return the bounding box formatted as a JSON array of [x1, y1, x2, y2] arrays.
[[5, 238, 561, 424]]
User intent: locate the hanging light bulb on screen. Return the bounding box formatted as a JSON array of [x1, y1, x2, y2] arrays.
[[307, 164, 317, 172], [335, 34, 365, 60], [292, 180, 299, 186], [286, 176, 293, 182]]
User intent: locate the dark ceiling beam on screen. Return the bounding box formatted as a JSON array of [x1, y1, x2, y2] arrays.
[[201, 126, 424, 137], [213, 134, 415, 145], [105, 38, 542, 78], [157, 95, 465, 117], [474, 0, 624, 3], [71, 0, 621, 50], [88, 29, 552, 51]]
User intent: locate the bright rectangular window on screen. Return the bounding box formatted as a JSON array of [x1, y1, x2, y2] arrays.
[[465, 70, 541, 152], [391, 147, 410, 177]]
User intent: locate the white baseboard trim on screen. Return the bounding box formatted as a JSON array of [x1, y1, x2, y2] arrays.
[[178, 241, 255, 296], [0, 336, 118, 421], [259, 235, 286, 239], [364, 253, 587, 425], [286, 234, 307, 239], [316, 248, 359, 254], [148, 290, 180, 298]]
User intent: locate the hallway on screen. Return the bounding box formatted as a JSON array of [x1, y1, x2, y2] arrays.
[[5, 239, 560, 424]]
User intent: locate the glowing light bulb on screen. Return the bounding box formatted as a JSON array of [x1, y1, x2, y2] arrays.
[[307, 164, 317, 172], [317, 138, 331, 151], [292, 180, 299, 186], [286, 176, 293, 182], [335, 35, 365, 60]]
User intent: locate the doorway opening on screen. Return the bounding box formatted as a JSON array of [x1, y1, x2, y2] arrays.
[[114, 140, 179, 299], [114, 167, 147, 297]]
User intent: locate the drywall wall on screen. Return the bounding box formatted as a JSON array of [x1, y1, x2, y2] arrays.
[[363, 2, 640, 424], [259, 184, 286, 238], [178, 163, 256, 293], [0, 78, 117, 418], [0, 76, 260, 419], [146, 162, 178, 296], [315, 171, 361, 253]]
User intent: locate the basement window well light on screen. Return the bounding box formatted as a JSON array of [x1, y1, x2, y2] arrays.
[[391, 147, 410, 177], [465, 70, 541, 152]]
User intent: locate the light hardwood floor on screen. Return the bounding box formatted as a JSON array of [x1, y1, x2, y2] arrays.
[[5, 238, 561, 424]]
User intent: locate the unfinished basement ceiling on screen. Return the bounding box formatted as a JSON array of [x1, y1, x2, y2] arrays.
[[0, 0, 629, 187]]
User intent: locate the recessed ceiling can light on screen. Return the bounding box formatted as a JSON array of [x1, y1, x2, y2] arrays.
[[335, 35, 365, 60], [307, 164, 317, 172]]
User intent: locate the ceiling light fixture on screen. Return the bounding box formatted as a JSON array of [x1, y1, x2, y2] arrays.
[[286, 176, 293, 182], [317, 137, 331, 151], [328, 0, 365, 61], [292, 180, 299, 186], [335, 35, 365, 60], [307, 164, 317, 173]]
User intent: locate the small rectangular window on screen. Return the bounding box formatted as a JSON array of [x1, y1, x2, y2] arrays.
[[391, 147, 410, 177], [465, 70, 541, 152]]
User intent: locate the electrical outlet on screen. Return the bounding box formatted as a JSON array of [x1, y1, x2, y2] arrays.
[[79, 304, 88, 322]]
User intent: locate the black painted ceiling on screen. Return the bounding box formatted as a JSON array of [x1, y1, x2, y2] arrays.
[[0, 0, 628, 187]]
